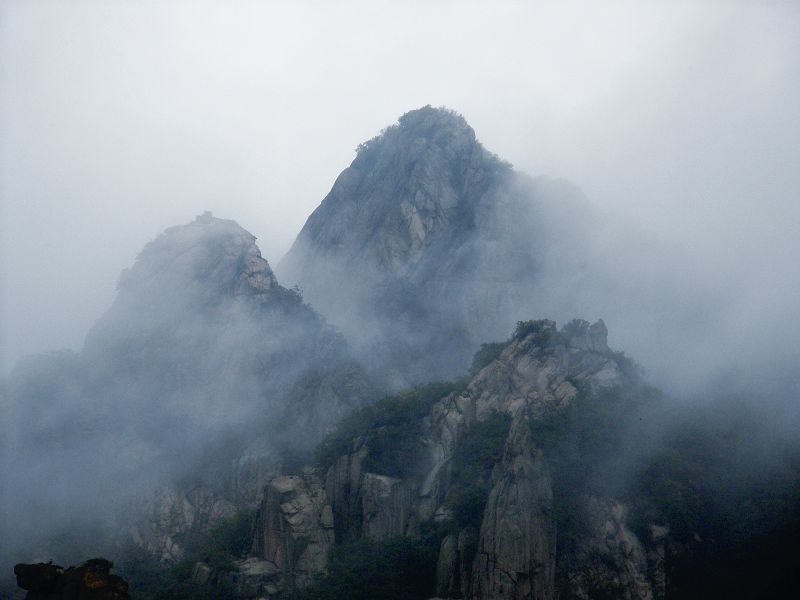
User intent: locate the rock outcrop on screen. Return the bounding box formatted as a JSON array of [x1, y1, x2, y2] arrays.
[[131, 485, 237, 563], [251, 319, 665, 599], [471, 421, 556, 600], [251, 469, 334, 591], [193, 558, 283, 599], [323, 444, 417, 543]]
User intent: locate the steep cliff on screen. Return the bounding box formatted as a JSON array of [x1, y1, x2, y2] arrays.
[[249, 319, 666, 599]]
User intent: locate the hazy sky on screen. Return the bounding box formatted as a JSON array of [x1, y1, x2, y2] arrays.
[[1, 0, 798, 374]]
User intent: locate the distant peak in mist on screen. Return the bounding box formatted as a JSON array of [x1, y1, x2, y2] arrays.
[[83, 212, 315, 358], [356, 105, 476, 155], [282, 106, 513, 277], [115, 213, 279, 308], [352, 104, 510, 178], [277, 105, 535, 383]]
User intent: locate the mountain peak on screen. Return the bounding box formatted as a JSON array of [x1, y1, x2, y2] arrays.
[[282, 106, 512, 280], [351, 105, 499, 174], [354, 105, 476, 159], [86, 213, 294, 355], [130, 212, 277, 295], [278, 107, 526, 384]]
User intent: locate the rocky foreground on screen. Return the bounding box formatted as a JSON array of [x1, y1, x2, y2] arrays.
[[189, 319, 666, 600]]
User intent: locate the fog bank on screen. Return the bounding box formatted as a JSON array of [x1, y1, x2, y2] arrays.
[[2, 1, 798, 388]]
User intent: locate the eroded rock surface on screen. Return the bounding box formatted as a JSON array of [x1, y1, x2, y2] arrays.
[[252, 320, 665, 600], [252, 469, 334, 591], [279, 106, 588, 385], [472, 420, 556, 600]]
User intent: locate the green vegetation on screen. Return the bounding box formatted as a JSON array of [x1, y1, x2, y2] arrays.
[[525, 381, 663, 561], [471, 320, 567, 375], [530, 381, 660, 479], [470, 341, 507, 375], [192, 509, 253, 570], [118, 510, 254, 600], [297, 537, 438, 600], [446, 411, 512, 528], [314, 381, 465, 478], [513, 319, 556, 345]]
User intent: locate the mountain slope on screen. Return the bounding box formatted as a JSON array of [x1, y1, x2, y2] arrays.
[[279, 106, 575, 385], [1, 213, 374, 571]]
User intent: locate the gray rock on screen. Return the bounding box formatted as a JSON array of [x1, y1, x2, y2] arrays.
[[471, 419, 556, 600], [278, 106, 554, 385], [248, 319, 664, 600], [220, 558, 281, 598], [132, 485, 236, 562], [252, 470, 334, 591], [360, 473, 414, 541]]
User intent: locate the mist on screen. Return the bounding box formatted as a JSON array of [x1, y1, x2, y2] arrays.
[[2, 1, 798, 384], [0, 214, 373, 572], [1, 0, 799, 595]]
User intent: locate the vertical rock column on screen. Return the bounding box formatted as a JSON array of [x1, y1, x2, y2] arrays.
[[472, 418, 557, 600], [252, 469, 334, 591]]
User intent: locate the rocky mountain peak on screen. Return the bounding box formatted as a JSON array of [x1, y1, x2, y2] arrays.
[[353, 105, 479, 167], [82, 212, 314, 365], [116, 212, 279, 310], [281, 106, 510, 278]]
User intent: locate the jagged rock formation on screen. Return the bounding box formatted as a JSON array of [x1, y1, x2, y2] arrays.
[[3, 107, 799, 600], [193, 557, 282, 599], [131, 485, 238, 563], [251, 469, 334, 592], [471, 420, 556, 600], [2, 213, 374, 568], [249, 319, 666, 599], [279, 106, 585, 386]]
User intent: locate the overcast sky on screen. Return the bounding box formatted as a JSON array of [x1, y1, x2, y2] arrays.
[[1, 0, 798, 375]]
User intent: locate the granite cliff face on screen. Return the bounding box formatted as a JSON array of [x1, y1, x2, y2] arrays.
[[2, 213, 373, 569], [241, 319, 665, 599], [279, 106, 588, 386]]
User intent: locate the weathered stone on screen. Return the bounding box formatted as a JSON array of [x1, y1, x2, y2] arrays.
[[221, 558, 281, 598], [324, 444, 368, 541], [249, 319, 664, 600], [472, 419, 556, 600], [360, 473, 414, 541], [252, 471, 334, 592], [132, 485, 236, 562], [435, 527, 478, 599]]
